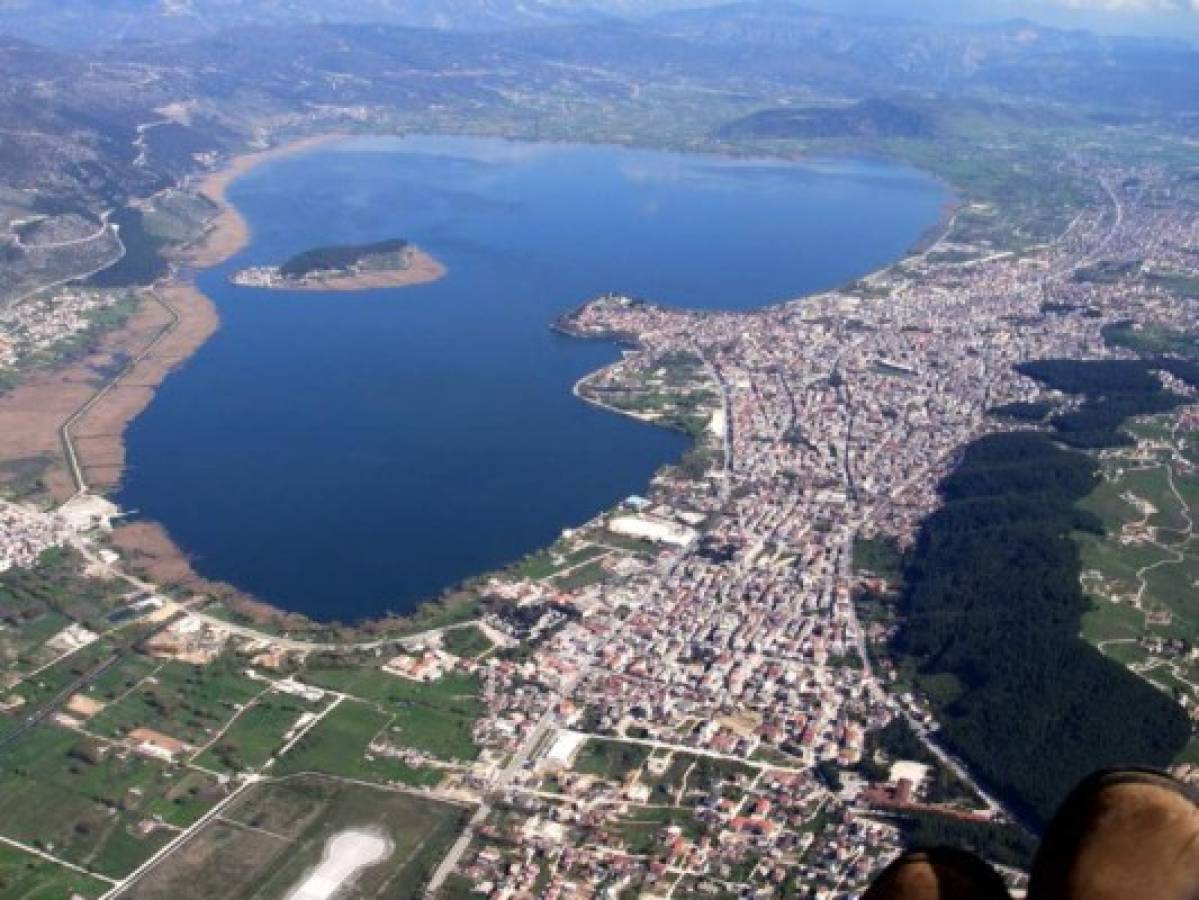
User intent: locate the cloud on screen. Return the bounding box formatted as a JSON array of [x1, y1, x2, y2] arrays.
[[1050, 0, 1197, 12]]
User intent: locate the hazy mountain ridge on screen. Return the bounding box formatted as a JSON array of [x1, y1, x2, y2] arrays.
[[0, 2, 1193, 237], [717, 98, 938, 141], [0, 0, 731, 45]]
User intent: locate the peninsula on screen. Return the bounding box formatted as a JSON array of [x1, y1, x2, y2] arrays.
[[231, 238, 445, 292]]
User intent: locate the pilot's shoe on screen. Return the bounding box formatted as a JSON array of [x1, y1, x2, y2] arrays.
[[1029, 768, 1199, 900], [864, 847, 1012, 900]]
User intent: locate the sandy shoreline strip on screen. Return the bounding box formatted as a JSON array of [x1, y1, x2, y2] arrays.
[[183, 133, 352, 268], [0, 284, 217, 502], [246, 247, 447, 293], [0, 133, 359, 604]]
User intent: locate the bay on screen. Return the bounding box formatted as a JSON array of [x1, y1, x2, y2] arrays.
[[116, 135, 948, 621]]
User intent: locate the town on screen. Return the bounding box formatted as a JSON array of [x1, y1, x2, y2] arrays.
[[0, 155, 1194, 899]]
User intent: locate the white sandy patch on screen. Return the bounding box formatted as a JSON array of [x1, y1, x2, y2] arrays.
[[707, 408, 726, 437], [284, 828, 392, 900]]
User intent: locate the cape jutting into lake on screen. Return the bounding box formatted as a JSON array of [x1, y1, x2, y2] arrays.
[[116, 135, 949, 622]]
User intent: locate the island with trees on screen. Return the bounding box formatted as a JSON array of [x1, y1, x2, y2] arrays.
[[231, 238, 445, 292]]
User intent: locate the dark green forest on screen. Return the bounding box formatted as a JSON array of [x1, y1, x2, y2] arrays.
[[989, 401, 1052, 422], [1015, 358, 1196, 448], [893, 431, 1190, 827], [279, 238, 408, 278]]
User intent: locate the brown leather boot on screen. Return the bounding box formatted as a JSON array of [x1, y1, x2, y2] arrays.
[[864, 847, 1012, 900], [1029, 768, 1199, 900]]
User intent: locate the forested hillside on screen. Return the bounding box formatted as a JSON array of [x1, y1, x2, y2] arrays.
[[895, 431, 1191, 826]]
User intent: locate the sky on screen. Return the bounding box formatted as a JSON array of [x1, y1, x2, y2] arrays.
[[794, 0, 1199, 37]]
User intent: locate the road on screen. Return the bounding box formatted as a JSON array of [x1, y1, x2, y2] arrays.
[[59, 286, 181, 496], [697, 347, 733, 500], [100, 777, 261, 899], [67, 529, 481, 656], [0, 652, 121, 753], [425, 707, 559, 895], [1, 209, 124, 313], [844, 505, 1024, 830]]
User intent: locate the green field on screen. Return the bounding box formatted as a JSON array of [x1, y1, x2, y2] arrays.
[[1099, 640, 1150, 667], [612, 805, 705, 854], [89, 659, 263, 748], [0, 550, 131, 637], [641, 752, 696, 804], [579, 350, 717, 437], [638, 750, 755, 806], [441, 625, 494, 659], [194, 693, 325, 774], [0, 842, 110, 899], [597, 531, 661, 554], [2, 641, 117, 741], [0, 725, 226, 878], [573, 739, 651, 781], [300, 666, 483, 761], [1077, 474, 1139, 529], [852, 536, 905, 584], [552, 560, 608, 591], [511, 542, 606, 581], [1121, 467, 1190, 533], [1075, 438, 1199, 645], [1080, 597, 1144, 645], [511, 549, 563, 580], [124, 775, 469, 900], [82, 654, 162, 706], [1071, 419, 1199, 770], [272, 700, 442, 787], [0, 609, 72, 678], [1103, 322, 1198, 358]]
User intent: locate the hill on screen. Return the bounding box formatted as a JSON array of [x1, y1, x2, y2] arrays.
[[718, 98, 936, 140]]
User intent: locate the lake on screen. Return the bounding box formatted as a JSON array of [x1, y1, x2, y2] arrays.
[[116, 135, 948, 622]]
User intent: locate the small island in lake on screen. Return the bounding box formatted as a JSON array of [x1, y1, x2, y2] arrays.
[[231, 238, 445, 291]]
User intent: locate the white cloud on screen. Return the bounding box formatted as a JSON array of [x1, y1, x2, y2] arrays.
[[1051, 0, 1197, 12]]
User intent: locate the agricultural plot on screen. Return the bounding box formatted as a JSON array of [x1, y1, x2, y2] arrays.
[[1, 550, 129, 615], [123, 775, 469, 900], [271, 700, 442, 787], [2, 640, 117, 740], [0, 725, 227, 879], [300, 666, 483, 761], [88, 659, 263, 748], [0, 608, 74, 680], [1073, 417, 1199, 743], [0, 842, 109, 899], [193, 691, 326, 774], [82, 654, 162, 707], [1077, 471, 1199, 641], [1080, 597, 1145, 645]]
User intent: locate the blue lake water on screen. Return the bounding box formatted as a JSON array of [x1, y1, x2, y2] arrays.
[[116, 135, 947, 622]]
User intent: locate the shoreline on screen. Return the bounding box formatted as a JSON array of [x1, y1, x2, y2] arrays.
[[2, 131, 957, 635], [0, 283, 218, 504], [99, 135, 365, 609], [0, 134, 361, 620], [179, 133, 352, 269]]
